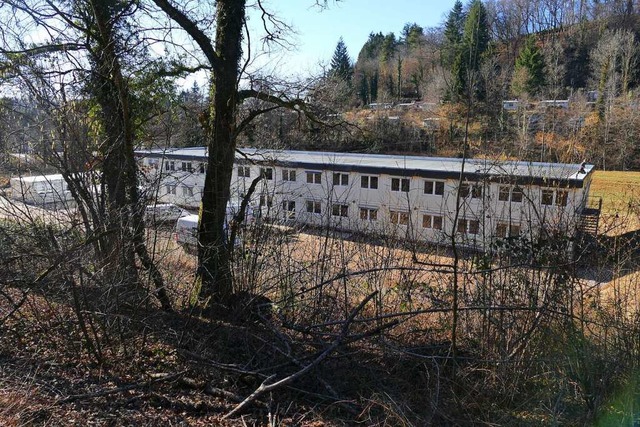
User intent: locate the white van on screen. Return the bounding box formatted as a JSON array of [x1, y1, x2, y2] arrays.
[[175, 214, 199, 249], [175, 201, 255, 250], [145, 203, 189, 225]]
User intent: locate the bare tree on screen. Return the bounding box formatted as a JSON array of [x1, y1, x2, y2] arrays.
[[148, 0, 330, 307]]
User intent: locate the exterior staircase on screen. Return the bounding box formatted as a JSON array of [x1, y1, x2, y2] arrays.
[[578, 197, 602, 236]]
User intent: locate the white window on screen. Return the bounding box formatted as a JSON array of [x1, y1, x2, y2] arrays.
[[424, 180, 444, 195], [238, 166, 250, 178], [182, 186, 193, 197], [282, 169, 296, 182], [541, 188, 567, 206], [422, 214, 443, 230], [359, 207, 378, 221], [199, 163, 206, 174], [496, 222, 521, 238], [259, 195, 273, 207], [282, 200, 295, 218], [306, 200, 321, 214], [457, 218, 480, 235], [361, 175, 379, 189], [331, 203, 349, 217], [166, 161, 175, 171], [260, 167, 273, 180], [332, 172, 349, 186], [541, 189, 554, 205], [306, 171, 321, 184], [390, 210, 409, 225], [391, 178, 410, 192], [459, 183, 482, 199], [499, 186, 523, 202], [181, 162, 192, 172], [556, 190, 568, 206], [166, 184, 176, 195]]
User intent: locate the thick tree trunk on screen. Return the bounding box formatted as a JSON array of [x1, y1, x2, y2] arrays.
[[196, 0, 246, 306], [88, 0, 171, 310]]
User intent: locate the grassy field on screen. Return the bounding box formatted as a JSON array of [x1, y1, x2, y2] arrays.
[[590, 170, 640, 214]]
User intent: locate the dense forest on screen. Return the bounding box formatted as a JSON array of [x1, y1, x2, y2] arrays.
[[1, 0, 640, 425]]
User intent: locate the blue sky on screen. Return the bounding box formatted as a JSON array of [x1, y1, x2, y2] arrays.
[[247, 0, 458, 77]]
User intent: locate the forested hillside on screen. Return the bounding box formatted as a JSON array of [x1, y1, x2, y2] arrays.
[[252, 0, 640, 170]]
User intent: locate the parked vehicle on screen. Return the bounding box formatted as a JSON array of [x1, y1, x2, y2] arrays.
[[175, 201, 255, 251], [145, 203, 189, 226]]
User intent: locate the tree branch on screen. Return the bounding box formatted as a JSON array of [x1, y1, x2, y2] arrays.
[[223, 291, 378, 419], [150, 0, 220, 69]]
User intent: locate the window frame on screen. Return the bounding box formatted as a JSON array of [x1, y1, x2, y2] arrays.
[[457, 218, 480, 235], [306, 200, 321, 214], [282, 169, 297, 182], [424, 180, 445, 196], [306, 171, 322, 184], [555, 189, 568, 207], [541, 189, 554, 206], [422, 214, 443, 230], [390, 210, 410, 226], [282, 200, 296, 219], [332, 172, 349, 186], [260, 167, 273, 180], [359, 207, 378, 221], [459, 183, 482, 199], [237, 165, 250, 178], [259, 195, 273, 208], [496, 221, 521, 238], [391, 177, 410, 193], [331, 203, 349, 217], [361, 175, 379, 189]]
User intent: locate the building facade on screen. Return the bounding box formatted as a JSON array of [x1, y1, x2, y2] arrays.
[[136, 147, 596, 248]]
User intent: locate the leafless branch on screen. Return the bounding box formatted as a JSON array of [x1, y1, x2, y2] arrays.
[[223, 291, 378, 419]]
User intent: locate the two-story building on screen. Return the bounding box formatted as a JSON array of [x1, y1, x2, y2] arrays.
[[135, 147, 597, 249]]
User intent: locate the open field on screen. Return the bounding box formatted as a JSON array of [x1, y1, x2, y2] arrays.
[[590, 170, 640, 214], [590, 170, 640, 235]]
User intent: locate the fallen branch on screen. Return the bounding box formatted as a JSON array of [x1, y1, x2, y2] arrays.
[[223, 291, 378, 419], [56, 370, 188, 403]]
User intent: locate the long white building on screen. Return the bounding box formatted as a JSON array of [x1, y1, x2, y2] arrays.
[[135, 147, 598, 248]]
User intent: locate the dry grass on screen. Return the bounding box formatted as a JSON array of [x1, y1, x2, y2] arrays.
[[589, 170, 640, 235], [590, 170, 640, 214]]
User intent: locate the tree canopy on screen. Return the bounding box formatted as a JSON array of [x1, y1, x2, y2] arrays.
[[329, 37, 353, 82]]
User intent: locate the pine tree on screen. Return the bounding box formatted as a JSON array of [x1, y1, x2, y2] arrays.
[[330, 37, 353, 82], [450, 0, 490, 102], [401, 23, 424, 50], [512, 36, 546, 96], [380, 33, 397, 62], [357, 72, 369, 105], [462, 0, 489, 75], [442, 0, 465, 69]]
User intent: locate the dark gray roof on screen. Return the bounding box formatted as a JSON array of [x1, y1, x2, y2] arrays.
[[135, 147, 594, 187]]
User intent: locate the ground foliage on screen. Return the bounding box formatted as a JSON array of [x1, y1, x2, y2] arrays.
[[1, 205, 640, 425]]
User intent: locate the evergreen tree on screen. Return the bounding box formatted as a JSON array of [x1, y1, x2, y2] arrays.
[[442, 0, 465, 69], [450, 0, 490, 102], [330, 37, 353, 82], [462, 0, 489, 75], [370, 71, 379, 101], [358, 32, 385, 61], [380, 33, 397, 62], [401, 23, 424, 49], [357, 72, 369, 105], [512, 35, 546, 96]]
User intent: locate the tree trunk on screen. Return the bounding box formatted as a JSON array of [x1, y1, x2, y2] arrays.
[[88, 0, 170, 310], [196, 0, 246, 306]]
